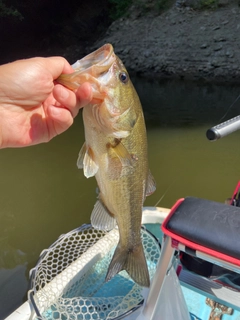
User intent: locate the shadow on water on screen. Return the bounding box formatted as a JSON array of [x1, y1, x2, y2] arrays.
[[1, 78, 240, 318], [133, 77, 240, 127]]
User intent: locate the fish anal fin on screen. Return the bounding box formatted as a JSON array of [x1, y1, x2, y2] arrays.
[[77, 144, 98, 178], [91, 200, 116, 231], [146, 170, 156, 196], [106, 243, 150, 287]]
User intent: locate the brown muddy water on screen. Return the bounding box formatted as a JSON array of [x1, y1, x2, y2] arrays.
[[1, 79, 240, 318]]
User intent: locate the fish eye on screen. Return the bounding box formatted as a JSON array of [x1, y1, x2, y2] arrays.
[[119, 72, 128, 84]]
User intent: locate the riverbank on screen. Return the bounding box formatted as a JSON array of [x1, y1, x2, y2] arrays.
[[1, 1, 240, 84], [91, 3, 240, 83]]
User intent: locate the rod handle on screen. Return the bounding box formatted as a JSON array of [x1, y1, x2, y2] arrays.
[[206, 115, 240, 141]]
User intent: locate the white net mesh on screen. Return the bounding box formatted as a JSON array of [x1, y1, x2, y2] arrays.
[[29, 224, 160, 320]]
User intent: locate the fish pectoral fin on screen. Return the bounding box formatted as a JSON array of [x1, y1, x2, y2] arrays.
[[107, 141, 133, 179], [91, 200, 116, 231], [76, 142, 87, 169], [146, 170, 156, 196], [109, 141, 133, 167], [106, 243, 150, 287], [77, 143, 98, 178]]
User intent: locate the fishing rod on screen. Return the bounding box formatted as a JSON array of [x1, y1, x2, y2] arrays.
[[206, 115, 240, 141]]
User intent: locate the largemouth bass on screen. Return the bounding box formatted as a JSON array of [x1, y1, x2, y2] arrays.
[[57, 44, 156, 287]]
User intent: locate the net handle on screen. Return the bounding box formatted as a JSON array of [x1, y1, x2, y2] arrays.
[[28, 289, 43, 320]]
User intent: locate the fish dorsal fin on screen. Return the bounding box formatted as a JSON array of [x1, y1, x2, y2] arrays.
[[146, 170, 156, 196], [77, 143, 98, 178], [91, 200, 116, 231]]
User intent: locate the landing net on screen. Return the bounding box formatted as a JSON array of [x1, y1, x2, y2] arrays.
[[28, 224, 161, 320]]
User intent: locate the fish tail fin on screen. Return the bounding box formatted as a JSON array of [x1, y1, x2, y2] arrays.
[[106, 243, 150, 287]]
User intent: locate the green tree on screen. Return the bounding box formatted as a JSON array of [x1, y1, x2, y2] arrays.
[[108, 0, 132, 19], [0, 0, 23, 19]]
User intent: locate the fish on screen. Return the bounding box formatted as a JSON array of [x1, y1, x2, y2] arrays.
[[57, 44, 156, 287]]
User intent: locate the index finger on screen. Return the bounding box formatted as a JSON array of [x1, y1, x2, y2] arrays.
[[44, 56, 74, 80]]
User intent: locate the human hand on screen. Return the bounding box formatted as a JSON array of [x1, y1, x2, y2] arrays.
[[0, 57, 92, 148]]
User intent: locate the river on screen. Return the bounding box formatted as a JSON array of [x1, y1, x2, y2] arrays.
[[1, 79, 240, 318]]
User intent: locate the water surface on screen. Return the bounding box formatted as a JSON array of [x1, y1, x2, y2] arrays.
[[1, 79, 240, 318]]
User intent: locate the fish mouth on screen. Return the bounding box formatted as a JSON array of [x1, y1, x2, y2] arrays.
[[71, 43, 116, 77], [56, 44, 116, 92]]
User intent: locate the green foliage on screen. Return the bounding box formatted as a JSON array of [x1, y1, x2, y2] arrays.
[[134, 0, 150, 12], [108, 0, 133, 20], [131, 0, 173, 16], [0, 0, 23, 19], [108, 0, 177, 20], [155, 0, 173, 11], [199, 0, 219, 8]]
